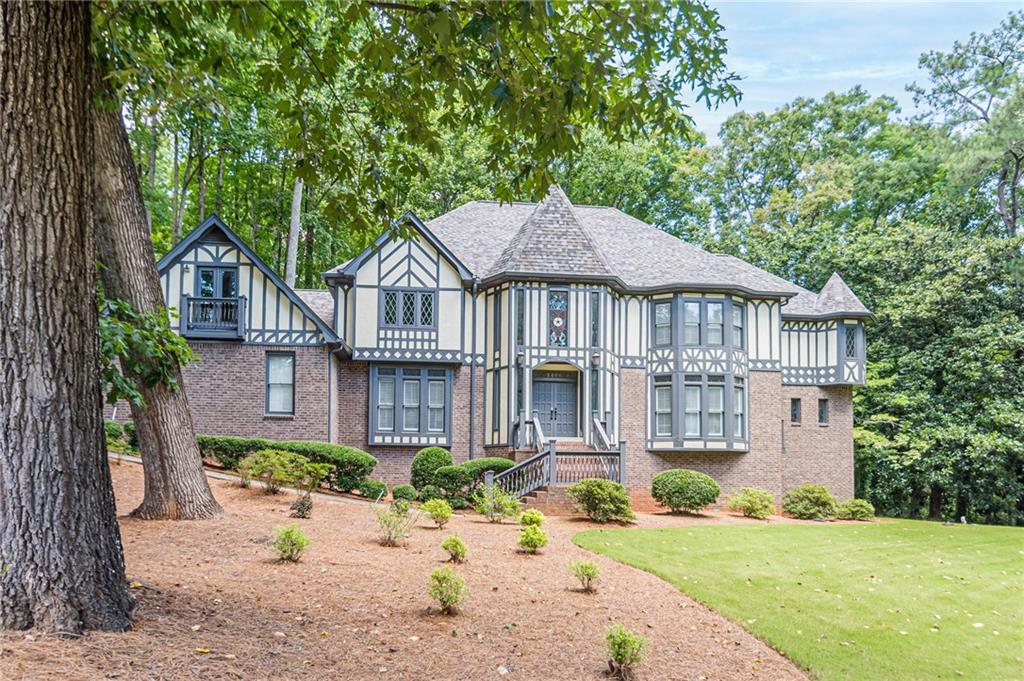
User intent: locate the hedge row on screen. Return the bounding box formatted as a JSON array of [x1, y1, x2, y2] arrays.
[[196, 435, 377, 492]]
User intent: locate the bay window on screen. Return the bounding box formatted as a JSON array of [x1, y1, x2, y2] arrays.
[[707, 303, 724, 345], [733, 378, 745, 438], [707, 376, 725, 436], [683, 302, 701, 344], [654, 376, 672, 437], [684, 375, 701, 436], [732, 304, 744, 348], [654, 301, 672, 346]]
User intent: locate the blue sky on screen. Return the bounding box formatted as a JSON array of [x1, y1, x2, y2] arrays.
[[690, 1, 1019, 139]]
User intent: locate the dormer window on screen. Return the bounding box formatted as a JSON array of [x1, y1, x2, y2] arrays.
[[382, 288, 436, 329]]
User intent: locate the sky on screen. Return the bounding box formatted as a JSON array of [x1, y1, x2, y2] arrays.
[[690, 1, 1019, 139]]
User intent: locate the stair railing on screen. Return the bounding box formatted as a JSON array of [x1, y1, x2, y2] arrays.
[[490, 437, 556, 498]]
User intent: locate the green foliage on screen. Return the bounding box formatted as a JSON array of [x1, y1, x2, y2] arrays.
[[605, 623, 647, 679], [434, 465, 473, 499], [428, 566, 468, 616], [517, 525, 548, 554], [122, 420, 137, 448], [458, 457, 516, 484], [391, 484, 417, 502], [435, 458, 517, 500], [567, 479, 635, 524], [374, 500, 418, 547], [519, 509, 546, 527], [195, 435, 377, 491], [411, 447, 453, 489], [473, 483, 520, 523], [358, 479, 388, 501], [569, 560, 600, 593], [239, 449, 329, 495], [422, 498, 453, 528], [104, 420, 124, 440], [782, 484, 838, 520], [836, 498, 875, 521], [440, 534, 467, 564], [651, 469, 720, 514], [273, 524, 310, 562], [727, 487, 775, 520], [289, 494, 313, 519], [98, 297, 196, 407], [417, 484, 441, 502]]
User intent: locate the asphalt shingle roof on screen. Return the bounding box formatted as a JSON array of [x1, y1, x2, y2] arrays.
[[295, 289, 334, 330]]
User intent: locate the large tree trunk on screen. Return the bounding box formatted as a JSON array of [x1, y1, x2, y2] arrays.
[[93, 85, 223, 521], [0, 1, 133, 633], [215, 142, 225, 215], [285, 173, 303, 286], [197, 126, 206, 219]]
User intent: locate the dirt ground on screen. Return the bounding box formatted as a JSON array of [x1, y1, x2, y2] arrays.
[[0, 462, 807, 681]]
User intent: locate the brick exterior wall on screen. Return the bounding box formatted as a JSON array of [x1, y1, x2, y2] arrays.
[[335, 361, 486, 486], [617, 368, 853, 510]]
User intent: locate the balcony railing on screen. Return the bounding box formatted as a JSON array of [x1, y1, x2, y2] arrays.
[[180, 294, 246, 339]]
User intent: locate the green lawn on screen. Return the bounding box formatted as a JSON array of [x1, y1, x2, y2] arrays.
[[574, 520, 1024, 681]]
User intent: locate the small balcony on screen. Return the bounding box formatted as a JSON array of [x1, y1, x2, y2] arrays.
[[180, 294, 246, 340]]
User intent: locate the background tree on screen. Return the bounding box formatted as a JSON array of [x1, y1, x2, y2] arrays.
[[0, 1, 133, 633]]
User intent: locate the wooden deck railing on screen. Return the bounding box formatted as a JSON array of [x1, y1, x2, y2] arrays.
[[181, 294, 246, 339], [490, 438, 627, 498]]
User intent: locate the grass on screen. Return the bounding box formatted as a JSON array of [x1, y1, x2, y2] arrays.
[[574, 519, 1024, 681]]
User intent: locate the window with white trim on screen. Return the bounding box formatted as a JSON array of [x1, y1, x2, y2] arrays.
[[654, 301, 672, 346], [265, 352, 295, 415], [707, 375, 725, 436], [844, 323, 858, 359], [733, 377, 745, 438], [382, 289, 436, 329], [707, 302, 724, 345], [732, 304, 744, 348], [683, 302, 701, 345], [684, 375, 701, 436], [654, 376, 672, 437]]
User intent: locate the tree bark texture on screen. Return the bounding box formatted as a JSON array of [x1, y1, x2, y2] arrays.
[[0, 1, 133, 633], [93, 86, 224, 521], [285, 174, 303, 287]]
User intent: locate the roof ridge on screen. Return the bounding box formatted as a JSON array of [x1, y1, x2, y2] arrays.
[[552, 185, 617, 277]]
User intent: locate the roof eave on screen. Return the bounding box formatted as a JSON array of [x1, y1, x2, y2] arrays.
[[480, 270, 797, 299]]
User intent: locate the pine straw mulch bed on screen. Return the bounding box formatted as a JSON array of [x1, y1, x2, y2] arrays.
[[0, 462, 807, 681]]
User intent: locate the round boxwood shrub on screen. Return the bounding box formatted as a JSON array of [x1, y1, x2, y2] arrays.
[[411, 447, 453, 490], [103, 419, 123, 440], [122, 420, 138, 448], [418, 484, 441, 502], [727, 487, 775, 519], [782, 484, 838, 519], [392, 484, 417, 502], [566, 478, 635, 523], [359, 478, 388, 501], [651, 469, 720, 514], [836, 498, 875, 521]]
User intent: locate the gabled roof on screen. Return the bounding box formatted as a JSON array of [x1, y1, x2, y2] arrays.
[[783, 273, 872, 320], [158, 215, 339, 342], [295, 289, 335, 330], [323, 212, 473, 284]]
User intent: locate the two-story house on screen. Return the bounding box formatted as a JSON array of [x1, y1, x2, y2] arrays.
[[149, 185, 870, 503]]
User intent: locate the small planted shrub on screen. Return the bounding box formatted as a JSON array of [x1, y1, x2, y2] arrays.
[[104, 419, 123, 440], [434, 464, 474, 500], [417, 484, 441, 502], [836, 498, 875, 521], [428, 566, 468, 615], [474, 483, 520, 523], [727, 486, 776, 520], [569, 560, 600, 593], [441, 534, 468, 563], [358, 478, 388, 501], [239, 449, 308, 494], [411, 446, 454, 490], [374, 501, 418, 546], [519, 508, 546, 527], [392, 484, 417, 502], [517, 525, 548, 554], [566, 479, 635, 523], [122, 420, 137, 448], [273, 524, 310, 562], [422, 498, 453, 528], [606, 623, 647, 680], [289, 494, 313, 519], [651, 469, 720, 514], [783, 484, 838, 520]]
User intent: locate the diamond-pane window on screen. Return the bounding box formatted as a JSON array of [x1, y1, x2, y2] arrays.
[[401, 292, 416, 326], [383, 291, 398, 325], [420, 293, 434, 327]]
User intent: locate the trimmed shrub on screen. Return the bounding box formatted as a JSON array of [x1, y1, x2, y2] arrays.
[[417, 484, 441, 502], [122, 420, 137, 448], [392, 484, 417, 502], [434, 465, 473, 499], [374, 501, 418, 546], [727, 487, 775, 520], [517, 525, 548, 554], [433, 458, 516, 500], [195, 435, 377, 491], [411, 447, 453, 490], [359, 478, 388, 501], [474, 483, 520, 523], [239, 449, 316, 494], [428, 566, 468, 615], [273, 524, 310, 562], [448, 496, 468, 510], [836, 498, 875, 521], [441, 534, 467, 563], [569, 560, 600, 592], [459, 457, 515, 486], [651, 469, 720, 514], [422, 498, 453, 528], [104, 419, 123, 440], [606, 623, 647, 680], [519, 508, 546, 527], [290, 494, 313, 519], [783, 484, 838, 520], [567, 478, 635, 523]]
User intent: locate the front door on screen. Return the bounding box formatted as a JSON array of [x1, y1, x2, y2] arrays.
[[533, 371, 578, 438]]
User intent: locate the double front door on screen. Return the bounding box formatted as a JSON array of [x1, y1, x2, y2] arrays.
[[533, 372, 578, 438]]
